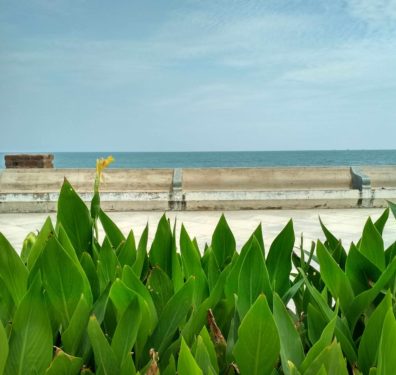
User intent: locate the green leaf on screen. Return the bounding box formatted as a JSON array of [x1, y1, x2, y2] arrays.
[[147, 266, 174, 316], [358, 292, 392, 374], [377, 308, 396, 375], [273, 293, 304, 374], [266, 219, 295, 297], [148, 276, 195, 355], [304, 341, 348, 375], [20, 231, 36, 265], [0, 320, 9, 375], [99, 209, 125, 248], [27, 217, 54, 270], [5, 275, 52, 375], [387, 200, 396, 220], [88, 315, 119, 375], [198, 326, 219, 374], [178, 337, 203, 375], [80, 251, 100, 301], [62, 294, 91, 356], [0, 233, 28, 307], [41, 236, 92, 329], [180, 225, 208, 305], [117, 230, 136, 268], [347, 257, 396, 328], [224, 224, 263, 299], [0, 276, 14, 326], [132, 224, 148, 278], [237, 237, 272, 319], [211, 214, 236, 268], [122, 265, 158, 331], [97, 237, 120, 292], [233, 294, 280, 375], [194, 336, 217, 375], [345, 244, 381, 295], [307, 303, 327, 345], [317, 241, 354, 315], [149, 214, 173, 276], [181, 263, 231, 345], [57, 179, 92, 256], [374, 208, 389, 235], [300, 315, 337, 373], [359, 218, 385, 271], [45, 349, 83, 375], [111, 297, 141, 367]]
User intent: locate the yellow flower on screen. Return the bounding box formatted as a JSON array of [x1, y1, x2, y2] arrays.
[[96, 155, 114, 177]]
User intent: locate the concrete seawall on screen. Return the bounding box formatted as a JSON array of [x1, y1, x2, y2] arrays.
[[0, 166, 395, 212]]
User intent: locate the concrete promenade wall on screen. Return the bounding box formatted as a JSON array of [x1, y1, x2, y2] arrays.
[[0, 166, 395, 212]]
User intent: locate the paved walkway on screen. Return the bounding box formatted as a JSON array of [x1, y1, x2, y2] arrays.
[[1, 208, 395, 254]]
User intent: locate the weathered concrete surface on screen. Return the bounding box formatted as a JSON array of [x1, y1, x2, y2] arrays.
[[1, 208, 395, 254], [0, 166, 395, 212]]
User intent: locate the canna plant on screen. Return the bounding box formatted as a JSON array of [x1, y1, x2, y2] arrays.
[[0, 159, 396, 375]]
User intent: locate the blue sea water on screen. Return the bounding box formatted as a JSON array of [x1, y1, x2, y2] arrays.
[[1, 150, 396, 169]]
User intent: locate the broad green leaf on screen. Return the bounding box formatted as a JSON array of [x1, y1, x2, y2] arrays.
[[300, 316, 337, 373], [178, 337, 203, 375], [211, 214, 236, 268], [97, 237, 120, 292], [319, 216, 341, 251], [307, 303, 327, 345], [358, 292, 392, 374], [88, 315, 119, 375], [57, 179, 92, 256], [346, 244, 381, 295], [147, 266, 174, 316], [111, 297, 141, 367], [41, 236, 92, 329], [359, 218, 385, 271], [233, 294, 280, 375], [182, 263, 231, 344], [385, 241, 396, 265], [80, 251, 100, 301], [237, 237, 272, 319], [148, 276, 195, 355], [149, 214, 173, 276], [0, 276, 14, 326], [299, 270, 357, 364], [387, 200, 396, 220], [0, 233, 28, 307], [180, 225, 208, 304], [122, 265, 158, 330], [109, 279, 153, 362], [62, 294, 91, 356], [347, 257, 396, 328], [117, 230, 136, 268], [224, 224, 263, 298], [266, 219, 295, 297], [304, 341, 348, 375], [132, 224, 148, 278], [27, 216, 54, 270], [374, 208, 389, 235], [377, 309, 396, 375], [198, 326, 219, 374], [317, 241, 354, 315], [45, 349, 83, 375], [5, 275, 52, 375], [99, 209, 125, 248], [194, 336, 216, 375], [162, 355, 177, 375], [0, 320, 9, 375], [20, 231, 36, 265], [171, 229, 183, 293], [273, 293, 304, 374]]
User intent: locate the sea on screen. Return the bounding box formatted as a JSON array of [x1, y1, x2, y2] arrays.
[[1, 150, 396, 169]]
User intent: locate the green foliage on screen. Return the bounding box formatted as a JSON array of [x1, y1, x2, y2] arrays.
[[0, 179, 395, 374]]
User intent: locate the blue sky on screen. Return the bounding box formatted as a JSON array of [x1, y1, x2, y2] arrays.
[[1, 0, 395, 152]]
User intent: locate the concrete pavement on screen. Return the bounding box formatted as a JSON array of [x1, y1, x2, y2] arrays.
[[1, 208, 395, 254]]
